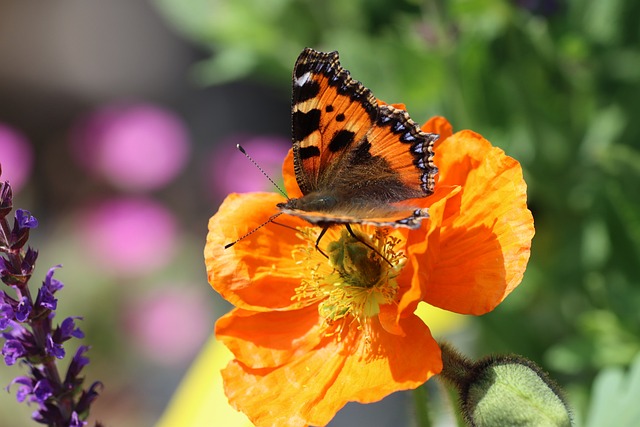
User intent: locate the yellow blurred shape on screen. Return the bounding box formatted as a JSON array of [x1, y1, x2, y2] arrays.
[[414, 302, 467, 335], [156, 336, 252, 427]]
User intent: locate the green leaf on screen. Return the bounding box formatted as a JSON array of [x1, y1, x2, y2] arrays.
[[585, 353, 640, 427]]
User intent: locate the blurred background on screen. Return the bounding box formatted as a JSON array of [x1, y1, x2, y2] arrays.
[[1, 0, 639, 425]]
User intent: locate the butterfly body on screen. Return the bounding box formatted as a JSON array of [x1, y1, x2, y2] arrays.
[[279, 48, 438, 230]]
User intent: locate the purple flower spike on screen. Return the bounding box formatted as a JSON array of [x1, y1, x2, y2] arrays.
[[0, 181, 12, 214], [15, 296, 31, 322], [0, 312, 12, 330], [66, 346, 90, 383], [33, 378, 54, 403], [45, 335, 65, 359], [1, 179, 100, 425], [1, 298, 15, 329], [11, 210, 38, 251], [36, 286, 57, 311], [2, 339, 26, 365], [58, 317, 85, 341], [43, 266, 64, 293], [73, 345, 90, 368], [32, 403, 64, 425], [70, 411, 88, 427], [8, 376, 34, 402], [22, 247, 39, 274], [15, 209, 38, 229], [76, 381, 103, 415]]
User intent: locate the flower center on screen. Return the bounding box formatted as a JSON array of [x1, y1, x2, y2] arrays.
[[292, 227, 405, 328]]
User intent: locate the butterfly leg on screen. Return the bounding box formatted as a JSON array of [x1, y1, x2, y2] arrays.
[[314, 226, 330, 259], [271, 219, 300, 233], [345, 224, 393, 267]]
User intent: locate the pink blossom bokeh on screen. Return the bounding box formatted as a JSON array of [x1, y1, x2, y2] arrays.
[[76, 196, 178, 277], [124, 287, 213, 366], [0, 123, 33, 193], [207, 135, 290, 199], [70, 103, 190, 192]]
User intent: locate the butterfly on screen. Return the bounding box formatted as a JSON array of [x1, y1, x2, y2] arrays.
[[277, 48, 439, 235]]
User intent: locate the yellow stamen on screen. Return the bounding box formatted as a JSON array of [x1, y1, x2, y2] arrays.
[[292, 227, 406, 331]]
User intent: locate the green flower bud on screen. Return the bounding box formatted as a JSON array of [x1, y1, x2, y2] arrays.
[[439, 343, 572, 427], [466, 358, 572, 426]]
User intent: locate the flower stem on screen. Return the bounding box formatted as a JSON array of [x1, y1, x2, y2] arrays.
[[443, 379, 467, 427], [412, 384, 433, 427], [439, 341, 475, 391]]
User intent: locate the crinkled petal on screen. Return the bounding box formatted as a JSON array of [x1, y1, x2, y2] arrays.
[[221, 315, 441, 427], [216, 305, 324, 369], [205, 193, 309, 311], [399, 187, 462, 316], [420, 131, 534, 314], [422, 116, 454, 142]]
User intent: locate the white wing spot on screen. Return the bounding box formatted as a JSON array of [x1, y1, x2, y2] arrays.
[[295, 71, 312, 87]]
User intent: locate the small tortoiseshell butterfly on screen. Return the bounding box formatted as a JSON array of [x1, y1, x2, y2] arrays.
[[277, 48, 439, 231]]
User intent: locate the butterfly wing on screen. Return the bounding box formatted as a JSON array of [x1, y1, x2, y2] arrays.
[[291, 48, 377, 194], [286, 48, 439, 228], [365, 104, 438, 197]]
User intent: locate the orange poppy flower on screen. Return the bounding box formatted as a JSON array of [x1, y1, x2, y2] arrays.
[[204, 115, 534, 427]]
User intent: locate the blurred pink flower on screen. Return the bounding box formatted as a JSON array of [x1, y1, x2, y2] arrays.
[[77, 197, 177, 276], [124, 287, 212, 366], [207, 135, 289, 199], [70, 103, 190, 191], [0, 123, 33, 193]]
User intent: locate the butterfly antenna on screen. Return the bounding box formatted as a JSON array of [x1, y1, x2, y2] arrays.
[[236, 144, 288, 198], [224, 212, 283, 249]]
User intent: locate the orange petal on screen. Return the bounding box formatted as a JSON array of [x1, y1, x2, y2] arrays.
[[376, 100, 408, 110], [216, 305, 324, 368], [420, 131, 534, 315], [221, 315, 441, 427], [392, 186, 460, 321], [388, 102, 408, 110], [205, 192, 309, 310], [369, 184, 463, 332], [422, 116, 453, 142], [282, 148, 303, 198]]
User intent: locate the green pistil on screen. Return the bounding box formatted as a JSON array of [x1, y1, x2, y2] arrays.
[[315, 229, 403, 323]]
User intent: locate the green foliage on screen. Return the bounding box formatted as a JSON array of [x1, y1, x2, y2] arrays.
[[583, 353, 640, 427], [155, 0, 640, 421]]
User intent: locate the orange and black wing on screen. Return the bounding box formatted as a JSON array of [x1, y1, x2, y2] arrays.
[[291, 48, 377, 194], [288, 48, 438, 228], [365, 104, 438, 197]]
